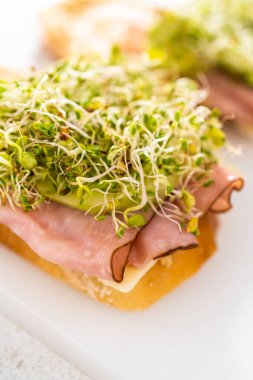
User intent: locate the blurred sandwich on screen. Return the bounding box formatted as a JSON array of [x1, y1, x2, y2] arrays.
[[149, 0, 253, 132], [40, 0, 154, 57]]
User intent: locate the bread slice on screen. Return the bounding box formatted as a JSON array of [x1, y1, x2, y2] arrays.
[[40, 0, 153, 58], [0, 214, 217, 310]]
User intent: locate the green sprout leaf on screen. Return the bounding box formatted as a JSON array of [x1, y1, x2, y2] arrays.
[[19, 152, 37, 170], [116, 225, 125, 238], [182, 190, 196, 213], [127, 214, 146, 228]]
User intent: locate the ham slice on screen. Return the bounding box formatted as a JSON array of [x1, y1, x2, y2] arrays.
[[128, 216, 198, 268], [129, 165, 243, 268], [206, 71, 253, 127], [0, 203, 139, 282], [0, 165, 242, 282], [194, 165, 244, 213]]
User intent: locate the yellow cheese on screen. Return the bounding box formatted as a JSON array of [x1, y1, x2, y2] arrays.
[[101, 260, 157, 293]]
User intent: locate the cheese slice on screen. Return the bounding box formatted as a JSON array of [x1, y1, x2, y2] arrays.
[[102, 260, 156, 293]]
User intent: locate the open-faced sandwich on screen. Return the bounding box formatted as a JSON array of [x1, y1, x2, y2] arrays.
[[0, 54, 243, 309]]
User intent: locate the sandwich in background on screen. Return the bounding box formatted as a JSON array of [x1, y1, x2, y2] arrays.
[[149, 0, 253, 132], [40, 0, 253, 134], [40, 0, 154, 57]]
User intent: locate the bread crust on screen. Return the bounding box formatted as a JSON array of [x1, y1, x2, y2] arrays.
[[0, 214, 217, 310]]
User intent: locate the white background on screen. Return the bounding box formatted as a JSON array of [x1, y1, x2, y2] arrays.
[[0, 0, 55, 69]]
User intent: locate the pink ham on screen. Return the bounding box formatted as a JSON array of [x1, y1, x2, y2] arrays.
[[206, 71, 253, 127], [0, 165, 243, 282], [194, 165, 244, 213], [128, 165, 243, 268], [0, 202, 139, 282], [128, 216, 198, 268]]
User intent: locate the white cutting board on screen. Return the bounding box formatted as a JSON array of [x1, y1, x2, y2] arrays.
[[1, 1, 253, 379]]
